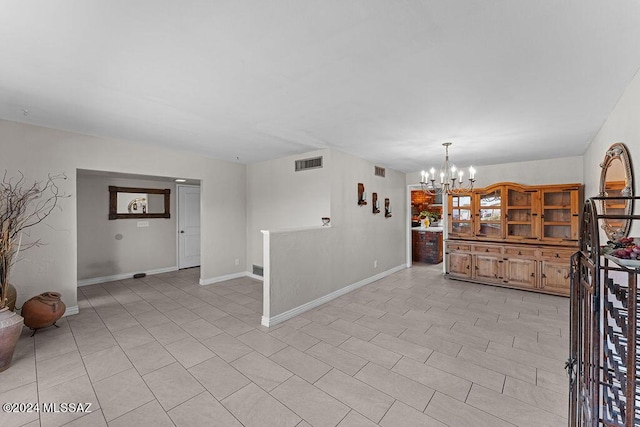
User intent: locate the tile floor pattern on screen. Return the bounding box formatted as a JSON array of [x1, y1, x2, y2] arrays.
[[0, 264, 570, 427]]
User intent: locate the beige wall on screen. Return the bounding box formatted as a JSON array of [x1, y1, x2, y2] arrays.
[[247, 149, 331, 270], [584, 69, 640, 236], [2, 119, 246, 310], [406, 155, 584, 189], [77, 173, 177, 281], [263, 149, 406, 322]]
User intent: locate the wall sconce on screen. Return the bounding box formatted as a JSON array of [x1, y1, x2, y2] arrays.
[[385, 198, 392, 218], [372, 193, 380, 214], [357, 183, 367, 206]]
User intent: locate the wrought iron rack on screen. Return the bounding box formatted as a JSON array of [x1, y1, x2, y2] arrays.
[[569, 196, 640, 427]]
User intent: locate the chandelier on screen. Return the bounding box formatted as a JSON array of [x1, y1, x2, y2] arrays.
[[420, 142, 476, 195]]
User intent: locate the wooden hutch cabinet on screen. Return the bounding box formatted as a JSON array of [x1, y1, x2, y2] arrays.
[[445, 182, 583, 296]]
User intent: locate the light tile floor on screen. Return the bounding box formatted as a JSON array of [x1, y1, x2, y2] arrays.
[[0, 264, 570, 427]]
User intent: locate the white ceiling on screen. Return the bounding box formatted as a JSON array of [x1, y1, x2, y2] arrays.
[[1, 1, 639, 172]]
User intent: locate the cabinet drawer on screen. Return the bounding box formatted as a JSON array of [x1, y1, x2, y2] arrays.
[[447, 243, 470, 251], [541, 249, 574, 260], [505, 247, 537, 257], [473, 244, 501, 254]]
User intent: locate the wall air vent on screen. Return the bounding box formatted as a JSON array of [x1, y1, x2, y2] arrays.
[[252, 265, 264, 277], [295, 156, 323, 172], [374, 166, 386, 177]]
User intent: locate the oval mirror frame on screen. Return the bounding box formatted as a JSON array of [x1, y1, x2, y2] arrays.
[[599, 142, 634, 241]]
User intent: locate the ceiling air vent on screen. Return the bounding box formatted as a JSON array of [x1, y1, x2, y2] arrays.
[[374, 166, 386, 177], [295, 156, 323, 172]]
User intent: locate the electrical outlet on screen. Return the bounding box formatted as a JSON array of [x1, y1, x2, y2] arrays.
[[374, 260, 378, 268], [235, 258, 239, 265], [137, 221, 149, 227]]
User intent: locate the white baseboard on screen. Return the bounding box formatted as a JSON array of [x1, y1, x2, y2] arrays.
[[77, 266, 178, 287], [199, 272, 263, 286], [199, 271, 247, 286], [261, 264, 406, 327], [63, 306, 79, 317]]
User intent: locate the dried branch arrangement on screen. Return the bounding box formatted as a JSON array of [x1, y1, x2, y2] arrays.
[[0, 171, 68, 309]]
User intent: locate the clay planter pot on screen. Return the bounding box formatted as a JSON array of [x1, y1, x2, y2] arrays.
[[0, 307, 24, 372], [21, 292, 66, 330]]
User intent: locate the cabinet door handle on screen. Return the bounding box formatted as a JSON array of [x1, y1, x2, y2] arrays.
[[542, 273, 547, 278], [530, 272, 535, 277], [466, 265, 470, 269], [518, 251, 522, 255], [485, 249, 489, 252]]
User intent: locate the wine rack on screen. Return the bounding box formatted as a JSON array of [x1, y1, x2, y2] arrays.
[[569, 196, 640, 427]]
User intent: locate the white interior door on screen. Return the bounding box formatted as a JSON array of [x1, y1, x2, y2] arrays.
[[178, 185, 201, 269]]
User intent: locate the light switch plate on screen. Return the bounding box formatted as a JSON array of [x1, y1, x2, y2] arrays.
[[137, 221, 149, 227]]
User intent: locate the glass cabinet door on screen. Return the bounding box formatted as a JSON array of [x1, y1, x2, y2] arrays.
[[448, 193, 473, 237], [475, 188, 503, 238], [541, 189, 578, 243], [505, 187, 539, 241]]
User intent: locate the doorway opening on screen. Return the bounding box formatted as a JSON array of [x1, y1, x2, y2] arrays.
[[406, 184, 446, 271], [76, 169, 201, 286]]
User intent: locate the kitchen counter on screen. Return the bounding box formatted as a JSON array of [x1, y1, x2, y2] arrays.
[[411, 226, 444, 232]]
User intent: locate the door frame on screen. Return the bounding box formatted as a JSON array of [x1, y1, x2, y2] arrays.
[[176, 184, 201, 269]]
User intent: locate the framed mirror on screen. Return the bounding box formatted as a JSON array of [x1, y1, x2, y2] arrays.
[[599, 142, 634, 241], [109, 186, 171, 219]]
